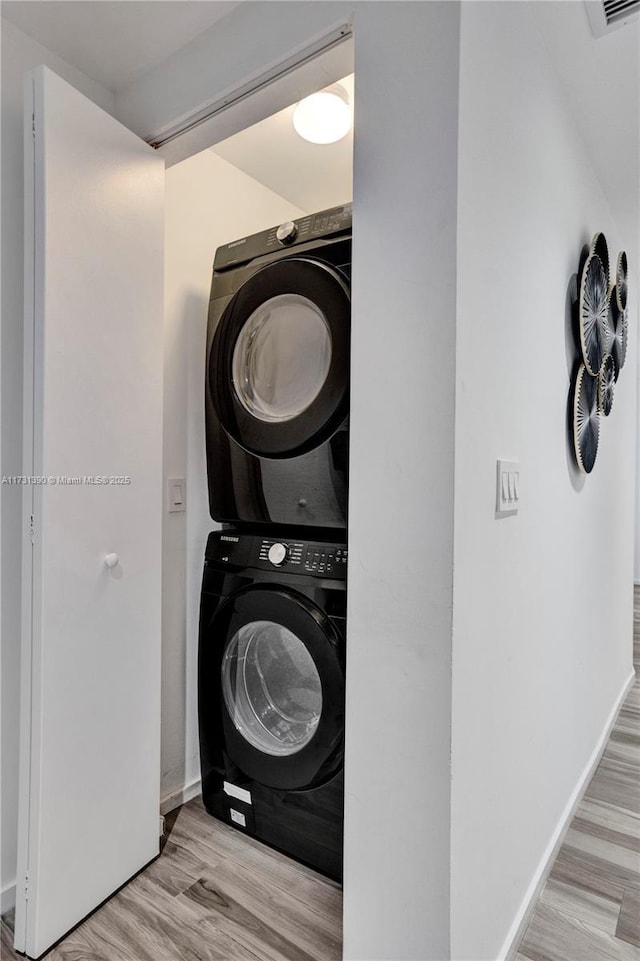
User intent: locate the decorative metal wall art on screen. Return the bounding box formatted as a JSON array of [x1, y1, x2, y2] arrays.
[[616, 251, 628, 311], [598, 354, 615, 417], [610, 290, 628, 376], [570, 233, 630, 474], [591, 232, 610, 287], [573, 363, 600, 472], [579, 252, 610, 376]]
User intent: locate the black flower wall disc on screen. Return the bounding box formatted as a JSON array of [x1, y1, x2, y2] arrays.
[[590, 232, 610, 289], [573, 363, 600, 474], [579, 253, 610, 376], [616, 251, 628, 312], [609, 291, 628, 378], [598, 354, 615, 417]]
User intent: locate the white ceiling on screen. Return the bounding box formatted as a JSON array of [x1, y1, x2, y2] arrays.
[[1, 1, 242, 91], [211, 75, 354, 214]]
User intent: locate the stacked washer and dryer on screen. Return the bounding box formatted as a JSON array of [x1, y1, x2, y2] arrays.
[[198, 204, 351, 881]]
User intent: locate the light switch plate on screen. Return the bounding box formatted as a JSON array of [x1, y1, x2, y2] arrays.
[[496, 459, 520, 516], [167, 477, 186, 513]]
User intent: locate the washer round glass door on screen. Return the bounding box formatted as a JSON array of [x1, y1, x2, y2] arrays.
[[211, 586, 345, 790], [222, 619, 323, 757], [210, 258, 350, 458]]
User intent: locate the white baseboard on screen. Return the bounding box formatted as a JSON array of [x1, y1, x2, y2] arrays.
[[1, 882, 16, 915], [500, 668, 636, 961], [160, 777, 202, 816]]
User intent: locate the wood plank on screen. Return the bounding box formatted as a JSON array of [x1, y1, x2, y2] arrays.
[[113, 874, 259, 961], [179, 875, 335, 961], [539, 877, 620, 936], [519, 901, 640, 961], [569, 814, 640, 859], [178, 857, 342, 961], [575, 797, 640, 841], [47, 919, 144, 961], [563, 827, 640, 875], [141, 838, 214, 897], [550, 844, 626, 901], [616, 885, 640, 948], [584, 769, 640, 816]]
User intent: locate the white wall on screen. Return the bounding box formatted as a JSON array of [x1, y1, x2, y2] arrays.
[[161, 148, 305, 806], [345, 5, 459, 959], [0, 19, 115, 909], [452, 4, 637, 959]]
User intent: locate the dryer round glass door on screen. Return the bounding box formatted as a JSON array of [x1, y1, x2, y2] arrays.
[[209, 258, 350, 458], [232, 295, 332, 424], [205, 586, 345, 791]]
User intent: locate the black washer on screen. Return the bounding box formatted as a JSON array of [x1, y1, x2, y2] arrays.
[[198, 529, 347, 881]]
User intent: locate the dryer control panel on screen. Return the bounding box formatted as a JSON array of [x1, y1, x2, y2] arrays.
[[205, 531, 348, 580], [214, 203, 352, 270]]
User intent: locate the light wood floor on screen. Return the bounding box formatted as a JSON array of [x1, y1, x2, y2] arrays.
[[2, 594, 638, 961], [1, 798, 342, 961]]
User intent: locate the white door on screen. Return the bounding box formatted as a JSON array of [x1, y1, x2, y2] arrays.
[[14, 66, 164, 959]]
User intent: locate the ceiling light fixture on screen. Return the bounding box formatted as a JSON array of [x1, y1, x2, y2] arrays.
[[292, 84, 351, 145]]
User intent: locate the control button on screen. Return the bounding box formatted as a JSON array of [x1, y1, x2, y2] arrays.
[[276, 221, 297, 245], [268, 543, 288, 566]]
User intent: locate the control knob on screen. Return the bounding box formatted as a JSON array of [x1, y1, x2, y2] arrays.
[[276, 221, 297, 245], [268, 542, 288, 566]]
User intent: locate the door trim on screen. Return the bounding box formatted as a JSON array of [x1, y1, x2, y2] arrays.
[[149, 23, 352, 150]]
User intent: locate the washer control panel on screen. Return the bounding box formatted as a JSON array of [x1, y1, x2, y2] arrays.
[[302, 545, 348, 575], [206, 531, 347, 580], [258, 538, 347, 575]]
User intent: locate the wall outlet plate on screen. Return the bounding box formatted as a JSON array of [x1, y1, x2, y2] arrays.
[[496, 459, 520, 516]]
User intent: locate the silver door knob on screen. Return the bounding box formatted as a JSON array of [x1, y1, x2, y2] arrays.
[[104, 553, 119, 568]]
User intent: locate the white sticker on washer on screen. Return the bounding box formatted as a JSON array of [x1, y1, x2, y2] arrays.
[[230, 809, 246, 827], [223, 781, 252, 805]]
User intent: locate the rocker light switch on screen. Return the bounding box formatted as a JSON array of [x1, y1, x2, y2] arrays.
[[496, 460, 520, 516], [168, 477, 186, 513]]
